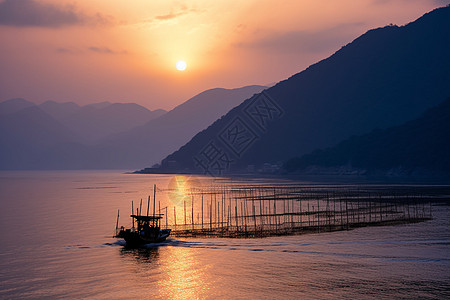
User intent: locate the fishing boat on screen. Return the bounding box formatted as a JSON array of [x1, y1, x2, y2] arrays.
[[115, 214, 171, 246], [114, 184, 171, 246]]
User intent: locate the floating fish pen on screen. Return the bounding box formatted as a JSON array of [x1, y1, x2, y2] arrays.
[[153, 184, 437, 238]]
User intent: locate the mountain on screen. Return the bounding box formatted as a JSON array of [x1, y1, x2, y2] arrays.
[[0, 98, 35, 115], [160, 6, 450, 175], [0, 98, 166, 169], [0, 85, 266, 169], [0, 106, 81, 169], [39, 101, 166, 143], [94, 85, 267, 169], [284, 97, 450, 177], [38, 100, 80, 119]]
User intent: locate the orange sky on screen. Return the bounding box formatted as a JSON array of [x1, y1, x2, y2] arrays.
[[0, 0, 447, 110]]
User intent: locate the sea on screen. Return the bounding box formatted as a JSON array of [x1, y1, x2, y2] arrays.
[[0, 171, 449, 299]]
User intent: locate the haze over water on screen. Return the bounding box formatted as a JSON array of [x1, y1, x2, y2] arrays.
[[0, 171, 449, 299]]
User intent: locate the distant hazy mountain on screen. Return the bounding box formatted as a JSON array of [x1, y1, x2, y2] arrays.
[[284, 97, 450, 177], [0, 106, 81, 169], [39, 101, 166, 143], [0, 98, 165, 169], [0, 85, 266, 169], [0, 98, 35, 115], [94, 85, 267, 169], [160, 6, 450, 175]]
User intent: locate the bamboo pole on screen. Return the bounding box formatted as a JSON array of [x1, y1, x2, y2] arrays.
[[235, 196, 238, 230], [241, 201, 245, 235], [333, 192, 336, 225], [174, 207, 177, 230], [287, 196, 290, 228], [115, 209, 120, 235], [153, 184, 156, 223], [259, 188, 263, 230], [192, 195, 194, 230], [210, 192, 213, 230], [273, 191, 277, 233], [201, 193, 204, 230], [252, 189, 256, 231], [132, 201, 134, 229], [298, 195, 301, 227], [184, 199, 187, 228], [308, 201, 311, 227], [317, 196, 320, 232], [214, 190, 218, 228], [345, 198, 349, 230], [222, 188, 225, 231]]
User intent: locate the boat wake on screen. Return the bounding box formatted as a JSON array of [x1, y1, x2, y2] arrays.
[[95, 235, 450, 265], [135, 238, 450, 264]]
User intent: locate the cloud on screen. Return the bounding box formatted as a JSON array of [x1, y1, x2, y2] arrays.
[[88, 46, 127, 55], [55, 46, 127, 55], [154, 3, 191, 21], [153, 4, 201, 22], [235, 23, 365, 54], [0, 0, 112, 28], [155, 11, 187, 21], [127, 4, 202, 28]]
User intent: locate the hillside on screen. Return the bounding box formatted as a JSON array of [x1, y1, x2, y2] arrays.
[[160, 6, 450, 175], [284, 97, 450, 177], [96, 85, 267, 169], [285, 98, 450, 174]]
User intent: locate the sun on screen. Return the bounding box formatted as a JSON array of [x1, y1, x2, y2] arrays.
[[176, 60, 187, 71]]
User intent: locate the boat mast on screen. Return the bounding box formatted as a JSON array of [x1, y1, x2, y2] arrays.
[[115, 209, 120, 234]]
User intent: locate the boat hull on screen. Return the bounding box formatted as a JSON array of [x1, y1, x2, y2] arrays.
[[117, 229, 171, 246]]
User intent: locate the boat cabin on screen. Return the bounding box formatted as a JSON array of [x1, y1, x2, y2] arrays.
[[131, 214, 163, 232]]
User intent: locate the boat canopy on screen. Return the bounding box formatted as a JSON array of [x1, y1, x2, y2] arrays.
[[130, 214, 163, 221]]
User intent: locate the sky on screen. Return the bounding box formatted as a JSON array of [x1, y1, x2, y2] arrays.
[[0, 0, 448, 110]]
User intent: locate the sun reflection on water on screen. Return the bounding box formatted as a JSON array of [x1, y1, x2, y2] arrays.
[[118, 244, 212, 299], [167, 176, 201, 207], [158, 246, 212, 299]]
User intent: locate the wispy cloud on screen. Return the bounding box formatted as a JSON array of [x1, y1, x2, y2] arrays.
[[155, 11, 188, 21], [139, 4, 201, 25], [88, 47, 127, 55], [0, 0, 112, 28], [153, 3, 199, 21], [55, 46, 127, 55]]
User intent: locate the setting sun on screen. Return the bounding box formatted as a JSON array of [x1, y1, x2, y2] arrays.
[[176, 60, 187, 71]]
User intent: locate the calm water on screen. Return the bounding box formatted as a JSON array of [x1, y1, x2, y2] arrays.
[[0, 171, 449, 299]]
